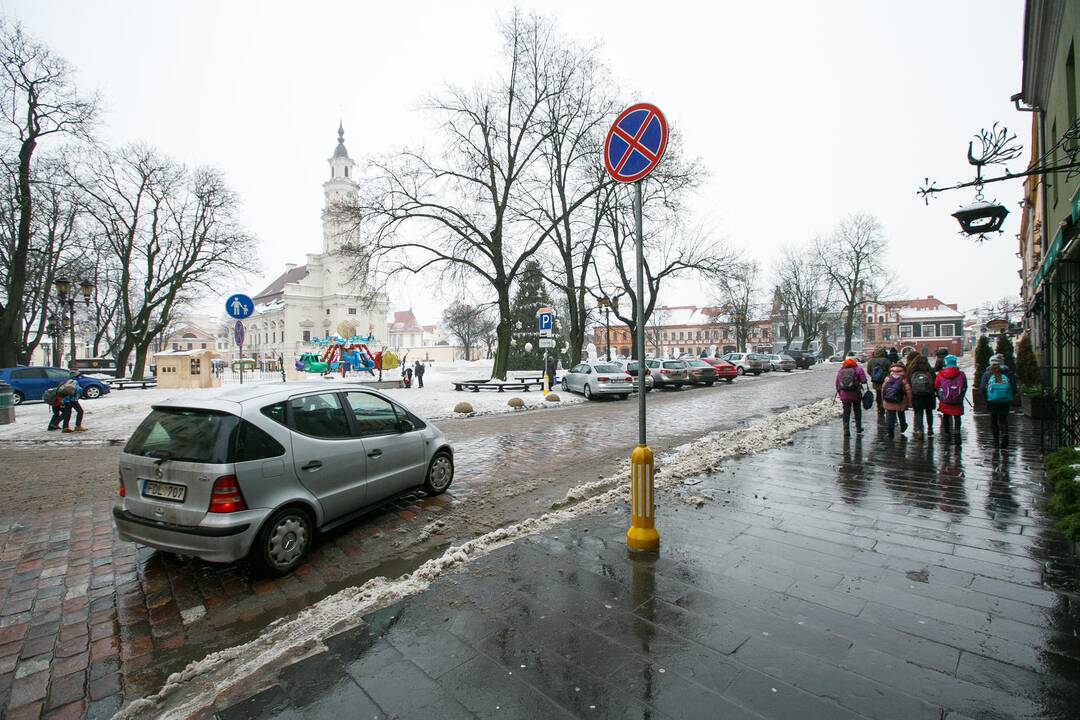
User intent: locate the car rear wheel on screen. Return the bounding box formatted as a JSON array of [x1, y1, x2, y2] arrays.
[[83, 385, 102, 399], [562, 378, 569, 392], [11, 391, 23, 405], [584, 384, 593, 400], [423, 451, 454, 495], [254, 507, 313, 576], [736, 367, 745, 376]]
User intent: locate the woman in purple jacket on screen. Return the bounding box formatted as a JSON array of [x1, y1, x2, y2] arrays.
[[835, 358, 868, 436]]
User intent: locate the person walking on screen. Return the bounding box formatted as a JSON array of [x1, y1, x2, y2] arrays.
[[934, 355, 967, 444], [45, 386, 63, 431], [866, 348, 891, 418], [907, 353, 937, 439], [835, 358, 867, 437], [887, 346, 900, 363], [933, 347, 948, 373], [981, 354, 1017, 448], [413, 360, 425, 389], [58, 379, 87, 433], [881, 362, 911, 438], [544, 354, 558, 389]]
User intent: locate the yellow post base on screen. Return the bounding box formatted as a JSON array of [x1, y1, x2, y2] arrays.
[[626, 444, 660, 551]]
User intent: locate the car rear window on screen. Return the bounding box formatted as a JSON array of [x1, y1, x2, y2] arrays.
[[125, 408, 239, 464], [663, 361, 684, 369], [593, 364, 621, 373]]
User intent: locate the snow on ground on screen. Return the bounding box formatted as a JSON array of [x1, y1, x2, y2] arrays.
[[115, 397, 840, 720], [0, 360, 582, 444]]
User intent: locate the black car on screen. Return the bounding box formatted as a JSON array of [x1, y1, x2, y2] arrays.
[[780, 349, 814, 369]]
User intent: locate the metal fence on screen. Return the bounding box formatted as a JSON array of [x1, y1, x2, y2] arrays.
[[1036, 257, 1080, 449]]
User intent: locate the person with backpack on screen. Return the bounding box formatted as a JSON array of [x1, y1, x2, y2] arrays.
[[866, 348, 891, 417], [907, 354, 937, 439], [881, 362, 912, 438], [887, 347, 900, 363], [934, 355, 967, 444], [44, 386, 64, 431], [980, 355, 1017, 448], [413, 360, 425, 389], [835, 358, 867, 437], [57, 379, 87, 433]]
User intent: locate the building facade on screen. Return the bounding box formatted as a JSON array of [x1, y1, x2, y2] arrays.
[[245, 124, 388, 362], [1020, 0, 1080, 446], [860, 296, 964, 356], [592, 305, 772, 359]]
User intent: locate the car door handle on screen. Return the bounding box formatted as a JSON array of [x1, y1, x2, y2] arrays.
[[300, 461, 323, 471], [367, 449, 382, 458]]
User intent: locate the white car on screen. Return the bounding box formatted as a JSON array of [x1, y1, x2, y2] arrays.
[[561, 362, 634, 400], [720, 352, 763, 376]]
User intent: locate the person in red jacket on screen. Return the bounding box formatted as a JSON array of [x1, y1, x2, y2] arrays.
[[933, 355, 968, 444], [834, 358, 867, 437]]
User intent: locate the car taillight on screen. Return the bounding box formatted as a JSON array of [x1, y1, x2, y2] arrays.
[[209, 475, 247, 513], [625, 370, 633, 376], [597, 376, 609, 382], [660, 369, 670, 374], [118, 473, 125, 497]]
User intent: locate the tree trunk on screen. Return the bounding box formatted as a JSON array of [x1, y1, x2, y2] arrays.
[[132, 345, 152, 380], [491, 289, 512, 380], [842, 308, 855, 354], [0, 139, 37, 367], [115, 343, 133, 380]]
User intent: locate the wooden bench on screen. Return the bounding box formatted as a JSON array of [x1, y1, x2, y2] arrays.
[[452, 379, 545, 392], [108, 378, 158, 390]]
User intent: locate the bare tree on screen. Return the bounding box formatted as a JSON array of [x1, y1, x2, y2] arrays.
[[646, 305, 669, 357], [773, 243, 834, 351], [442, 300, 487, 361], [816, 213, 888, 354], [347, 12, 603, 379], [714, 260, 761, 353], [0, 21, 99, 365], [76, 146, 255, 377], [981, 296, 1023, 323]]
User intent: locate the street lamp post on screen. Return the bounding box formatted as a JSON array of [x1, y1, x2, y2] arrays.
[[599, 297, 612, 361], [46, 315, 61, 368], [53, 278, 94, 370]]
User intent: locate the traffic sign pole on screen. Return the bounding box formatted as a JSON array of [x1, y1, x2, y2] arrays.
[[603, 103, 666, 554]]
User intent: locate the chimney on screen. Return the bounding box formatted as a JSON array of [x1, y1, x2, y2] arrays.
[[285, 263, 297, 272]]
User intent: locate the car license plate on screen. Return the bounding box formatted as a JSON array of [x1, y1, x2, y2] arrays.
[[142, 480, 186, 502]]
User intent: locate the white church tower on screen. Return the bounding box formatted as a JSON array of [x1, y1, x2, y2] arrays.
[[322, 121, 359, 254]]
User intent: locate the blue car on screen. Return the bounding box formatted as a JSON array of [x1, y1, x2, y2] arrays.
[[0, 366, 111, 405]]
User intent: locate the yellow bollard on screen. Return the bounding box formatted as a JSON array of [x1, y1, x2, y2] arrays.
[[626, 444, 660, 551]]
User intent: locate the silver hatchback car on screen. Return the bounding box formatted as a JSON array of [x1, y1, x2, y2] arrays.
[[561, 362, 634, 399], [113, 382, 453, 574]]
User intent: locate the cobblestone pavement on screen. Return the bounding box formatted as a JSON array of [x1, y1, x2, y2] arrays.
[[0, 368, 833, 718], [217, 411, 1080, 720]]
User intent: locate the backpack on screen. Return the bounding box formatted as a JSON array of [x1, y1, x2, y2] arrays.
[[870, 364, 886, 384], [938, 373, 965, 405], [883, 375, 905, 404], [58, 380, 78, 397], [986, 374, 1014, 403], [911, 371, 933, 397], [42, 387, 58, 406], [838, 367, 858, 391]]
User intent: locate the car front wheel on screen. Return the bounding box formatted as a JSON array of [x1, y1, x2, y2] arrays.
[[423, 451, 454, 495], [562, 378, 569, 392], [11, 391, 23, 405], [83, 385, 102, 399], [254, 507, 313, 576], [584, 384, 593, 400]]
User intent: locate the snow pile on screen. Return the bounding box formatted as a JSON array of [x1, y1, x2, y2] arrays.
[[116, 396, 840, 720]]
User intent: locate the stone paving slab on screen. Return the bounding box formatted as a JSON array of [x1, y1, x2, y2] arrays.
[[215, 413, 1080, 720]]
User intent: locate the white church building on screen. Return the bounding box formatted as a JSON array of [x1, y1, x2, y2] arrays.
[[244, 124, 388, 362]]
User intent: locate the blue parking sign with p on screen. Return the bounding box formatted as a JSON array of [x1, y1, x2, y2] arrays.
[[538, 309, 553, 335]]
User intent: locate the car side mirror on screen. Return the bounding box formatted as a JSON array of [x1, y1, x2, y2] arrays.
[[397, 418, 415, 433]]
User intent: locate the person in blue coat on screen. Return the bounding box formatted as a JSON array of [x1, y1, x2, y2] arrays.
[[980, 354, 1017, 448]]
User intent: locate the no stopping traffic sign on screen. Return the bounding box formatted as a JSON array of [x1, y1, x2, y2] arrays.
[[603, 103, 668, 183]]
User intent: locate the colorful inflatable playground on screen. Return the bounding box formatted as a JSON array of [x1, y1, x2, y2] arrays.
[[294, 334, 395, 375]]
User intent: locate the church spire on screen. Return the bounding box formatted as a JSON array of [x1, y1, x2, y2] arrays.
[[333, 120, 349, 159]]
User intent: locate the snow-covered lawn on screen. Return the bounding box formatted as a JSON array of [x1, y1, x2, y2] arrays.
[[0, 360, 582, 444]]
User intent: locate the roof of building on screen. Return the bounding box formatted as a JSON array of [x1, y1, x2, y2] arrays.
[[253, 265, 309, 302], [390, 309, 423, 333], [897, 306, 964, 320], [422, 324, 436, 333], [883, 296, 959, 312], [332, 122, 349, 159]]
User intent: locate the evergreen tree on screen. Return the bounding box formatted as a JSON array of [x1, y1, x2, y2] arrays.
[[974, 335, 992, 388], [1015, 334, 1039, 388], [994, 334, 1016, 371], [506, 260, 562, 372]]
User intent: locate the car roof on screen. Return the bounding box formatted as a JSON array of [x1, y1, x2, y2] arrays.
[[151, 381, 400, 413]]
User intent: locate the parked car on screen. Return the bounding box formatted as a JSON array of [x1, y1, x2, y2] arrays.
[[645, 359, 690, 388], [702, 356, 738, 382], [749, 353, 774, 372], [0, 366, 111, 405], [780, 349, 814, 370], [562, 362, 633, 399], [719, 353, 763, 376], [683, 359, 719, 386], [113, 383, 453, 574], [611, 359, 653, 392], [763, 354, 796, 372]]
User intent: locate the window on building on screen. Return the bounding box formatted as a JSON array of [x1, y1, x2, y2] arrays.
[[302, 330, 311, 342], [326, 308, 331, 315], [186, 343, 193, 350], [172, 343, 178, 351], [883, 329, 892, 341], [867, 316, 873, 325], [939, 323, 955, 337], [878, 315, 884, 324], [1069, 43, 1077, 150], [899, 325, 913, 338], [921, 323, 936, 337], [348, 307, 357, 315], [201, 343, 207, 349], [866, 328, 876, 343], [1053, 118, 1060, 207], [345, 166, 349, 178]]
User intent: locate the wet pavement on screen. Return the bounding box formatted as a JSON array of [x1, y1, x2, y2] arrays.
[[0, 368, 833, 719], [217, 411, 1080, 720]]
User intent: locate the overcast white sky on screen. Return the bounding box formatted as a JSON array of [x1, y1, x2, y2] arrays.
[[10, 0, 1027, 325]]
